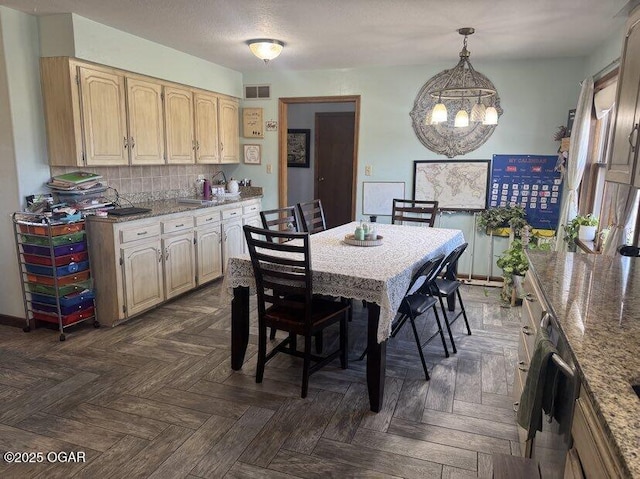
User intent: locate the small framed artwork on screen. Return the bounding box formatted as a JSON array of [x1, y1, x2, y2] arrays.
[[243, 144, 261, 165], [242, 107, 264, 138], [287, 129, 310, 168]]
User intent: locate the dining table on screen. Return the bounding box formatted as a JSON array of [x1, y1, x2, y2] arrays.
[[225, 221, 465, 412]]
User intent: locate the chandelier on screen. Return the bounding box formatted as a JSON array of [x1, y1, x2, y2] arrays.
[[428, 28, 499, 127], [409, 27, 503, 158]]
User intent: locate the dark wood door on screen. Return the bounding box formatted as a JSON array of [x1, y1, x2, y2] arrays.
[[315, 112, 355, 228]]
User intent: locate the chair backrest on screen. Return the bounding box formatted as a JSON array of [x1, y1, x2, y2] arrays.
[[406, 254, 445, 296], [297, 199, 327, 234], [243, 225, 313, 325], [392, 199, 439, 227], [438, 242, 469, 281], [259, 206, 299, 242]]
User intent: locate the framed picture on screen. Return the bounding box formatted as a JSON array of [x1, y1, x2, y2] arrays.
[[243, 144, 261, 165], [413, 159, 490, 211], [287, 129, 310, 168]]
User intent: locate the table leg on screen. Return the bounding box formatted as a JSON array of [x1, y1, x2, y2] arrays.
[[231, 286, 250, 370], [366, 302, 386, 412]]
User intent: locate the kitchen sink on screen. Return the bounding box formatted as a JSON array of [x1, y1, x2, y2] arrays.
[[177, 198, 219, 206]]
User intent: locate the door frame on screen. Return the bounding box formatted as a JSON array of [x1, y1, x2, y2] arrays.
[[278, 95, 361, 219]]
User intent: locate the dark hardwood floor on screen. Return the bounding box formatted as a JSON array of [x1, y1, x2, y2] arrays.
[[0, 281, 521, 478]]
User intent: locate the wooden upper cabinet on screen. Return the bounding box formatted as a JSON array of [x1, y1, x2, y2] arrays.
[[608, 9, 640, 185], [194, 92, 220, 164], [78, 65, 129, 166], [126, 77, 165, 165], [164, 86, 194, 164], [219, 97, 239, 163]]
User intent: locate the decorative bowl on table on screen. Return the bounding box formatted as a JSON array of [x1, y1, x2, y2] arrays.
[[343, 234, 383, 247]]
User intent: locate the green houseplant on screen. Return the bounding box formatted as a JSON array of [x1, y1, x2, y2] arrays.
[[562, 214, 599, 249], [477, 206, 528, 235], [496, 238, 551, 304]]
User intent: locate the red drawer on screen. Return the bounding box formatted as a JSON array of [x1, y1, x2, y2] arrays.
[[23, 251, 88, 266], [33, 307, 95, 326]]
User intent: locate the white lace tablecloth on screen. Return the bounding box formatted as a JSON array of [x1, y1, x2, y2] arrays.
[[224, 222, 465, 343]]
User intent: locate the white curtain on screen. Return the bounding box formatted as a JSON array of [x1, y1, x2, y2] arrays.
[[602, 183, 639, 255], [556, 77, 595, 251]]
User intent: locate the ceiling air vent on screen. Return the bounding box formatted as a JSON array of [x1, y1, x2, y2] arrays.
[[244, 84, 271, 100]]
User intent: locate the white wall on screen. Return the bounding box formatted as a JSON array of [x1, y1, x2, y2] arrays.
[[0, 7, 50, 317]]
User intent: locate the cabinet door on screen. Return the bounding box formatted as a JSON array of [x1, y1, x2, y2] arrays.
[[608, 18, 640, 184], [194, 92, 220, 164], [196, 226, 223, 285], [219, 98, 239, 163], [121, 239, 164, 316], [163, 232, 196, 299], [78, 66, 129, 166], [164, 86, 195, 164], [242, 214, 262, 254], [126, 77, 165, 165], [222, 219, 244, 271]]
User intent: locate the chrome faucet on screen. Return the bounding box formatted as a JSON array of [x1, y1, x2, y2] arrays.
[[211, 170, 227, 185]]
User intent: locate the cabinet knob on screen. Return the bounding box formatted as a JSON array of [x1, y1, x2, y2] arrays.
[[164, 247, 169, 261], [513, 401, 520, 412], [518, 360, 528, 372], [129, 136, 135, 149], [522, 325, 532, 335], [157, 250, 162, 263], [123, 136, 128, 149], [524, 293, 535, 302]]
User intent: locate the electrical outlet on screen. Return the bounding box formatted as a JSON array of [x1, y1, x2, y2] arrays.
[[266, 164, 272, 174], [365, 165, 372, 176]]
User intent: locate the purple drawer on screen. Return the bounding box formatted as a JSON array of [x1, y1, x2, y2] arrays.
[[21, 241, 87, 257]]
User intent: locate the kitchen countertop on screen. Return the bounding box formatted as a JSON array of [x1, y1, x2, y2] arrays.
[[526, 250, 640, 478], [85, 193, 263, 223]]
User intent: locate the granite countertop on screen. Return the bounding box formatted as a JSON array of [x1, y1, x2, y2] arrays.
[[527, 250, 640, 478], [86, 192, 263, 223]]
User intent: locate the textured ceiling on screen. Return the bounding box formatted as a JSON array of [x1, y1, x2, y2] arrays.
[[0, 0, 632, 72]]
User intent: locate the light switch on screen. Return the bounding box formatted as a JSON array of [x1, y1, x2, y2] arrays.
[[365, 165, 372, 176], [266, 164, 272, 174]]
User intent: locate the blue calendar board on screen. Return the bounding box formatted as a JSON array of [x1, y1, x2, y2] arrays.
[[489, 155, 563, 230]]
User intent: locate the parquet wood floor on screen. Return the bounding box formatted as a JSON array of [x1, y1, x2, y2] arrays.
[[0, 281, 521, 478]]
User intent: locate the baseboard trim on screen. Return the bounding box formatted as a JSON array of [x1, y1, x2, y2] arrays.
[[0, 314, 26, 329]]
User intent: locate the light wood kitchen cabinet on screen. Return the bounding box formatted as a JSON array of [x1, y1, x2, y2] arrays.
[[194, 92, 220, 164], [570, 385, 626, 479], [242, 201, 262, 254], [195, 210, 223, 285], [164, 86, 195, 164], [607, 7, 640, 185], [78, 65, 129, 166], [87, 198, 260, 326], [219, 97, 240, 163], [222, 207, 244, 269], [121, 237, 165, 317], [126, 77, 165, 165]]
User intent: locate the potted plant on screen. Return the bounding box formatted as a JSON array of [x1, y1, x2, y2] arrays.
[[478, 206, 528, 236], [496, 239, 551, 304], [562, 214, 599, 250], [576, 214, 599, 241]]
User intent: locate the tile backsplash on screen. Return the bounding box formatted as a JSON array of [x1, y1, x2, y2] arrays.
[[50, 164, 223, 202]]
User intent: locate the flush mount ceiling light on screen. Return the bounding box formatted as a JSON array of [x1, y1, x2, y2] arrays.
[[247, 39, 285, 63], [409, 27, 504, 158]]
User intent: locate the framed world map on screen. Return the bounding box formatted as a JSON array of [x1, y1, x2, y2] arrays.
[[413, 160, 490, 211]]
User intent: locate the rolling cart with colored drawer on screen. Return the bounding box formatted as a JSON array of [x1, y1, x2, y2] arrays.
[[13, 212, 99, 340]]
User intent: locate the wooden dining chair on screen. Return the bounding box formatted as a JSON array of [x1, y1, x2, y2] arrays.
[[243, 224, 350, 398], [429, 242, 471, 354], [297, 199, 327, 234], [259, 206, 299, 241], [392, 199, 439, 227]]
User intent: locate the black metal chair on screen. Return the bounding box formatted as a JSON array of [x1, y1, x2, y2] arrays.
[[259, 206, 299, 241], [430, 243, 472, 354], [389, 254, 447, 380], [297, 199, 327, 234], [243, 225, 350, 398], [392, 199, 439, 227]]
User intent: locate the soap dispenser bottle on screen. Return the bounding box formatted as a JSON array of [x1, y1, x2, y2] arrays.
[[202, 179, 211, 200]]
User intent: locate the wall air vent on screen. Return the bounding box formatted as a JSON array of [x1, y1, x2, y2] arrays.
[[244, 84, 271, 100]]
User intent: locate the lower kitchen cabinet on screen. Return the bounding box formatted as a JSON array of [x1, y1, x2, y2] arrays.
[[87, 198, 260, 326], [121, 238, 164, 317]]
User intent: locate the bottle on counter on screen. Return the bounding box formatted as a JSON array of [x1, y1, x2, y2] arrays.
[[203, 179, 211, 200]]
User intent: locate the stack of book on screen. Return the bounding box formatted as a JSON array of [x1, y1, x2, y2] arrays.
[[47, 171, 104, 191], [46, 171, 113, 211]]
